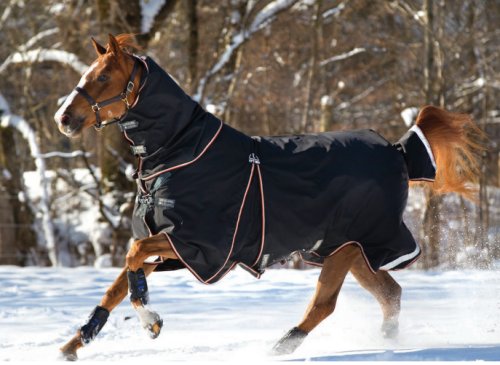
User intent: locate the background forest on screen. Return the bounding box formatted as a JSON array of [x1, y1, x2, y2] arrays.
[[0, 0, 498, 270]]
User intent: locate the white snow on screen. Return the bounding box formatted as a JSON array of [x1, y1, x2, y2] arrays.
[[0, 266, 498, 362], [0, 93, 11, 114], [320, 95, 332, 106], [474, 77, 486, 88], [322, 2, 346, 19], [140, 0, 166, 34], [401, 107, 419, 127], [1, 168, 12, 180]]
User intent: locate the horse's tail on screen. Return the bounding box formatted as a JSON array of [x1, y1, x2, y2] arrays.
[[406, 105, 486, 199]]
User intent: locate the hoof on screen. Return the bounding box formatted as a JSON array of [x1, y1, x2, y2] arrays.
[[59, 334, 83, 361], [136, 306, 163, 339], [270, 327, 308, 356], [60, 350, 78, 362], [381, 318, 399, 339], [147, 318, 163, 339]]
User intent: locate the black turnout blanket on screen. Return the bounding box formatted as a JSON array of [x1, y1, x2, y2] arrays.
[[119, 56, 434, 284]]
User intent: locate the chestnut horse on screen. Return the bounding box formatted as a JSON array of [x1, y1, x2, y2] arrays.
[[54, 34, 483, 361]]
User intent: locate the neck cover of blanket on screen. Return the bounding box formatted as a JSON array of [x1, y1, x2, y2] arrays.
[[118, 56, 223, 180], [118, 57, 426, 284], [394, 125, 436, 181]]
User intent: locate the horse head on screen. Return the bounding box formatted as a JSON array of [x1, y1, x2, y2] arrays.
[[54, 34, 141, 137]]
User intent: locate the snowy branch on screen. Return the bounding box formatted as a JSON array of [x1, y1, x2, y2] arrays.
[[36, 150, 92, 159], [248, 0, 298, 33], [140, 0, 166, 33], [0, 0, 16, 31], [194, 0, 299, 102], [18, 28, 59, 52], [322, 2, 346, 19], [0, 48, 88, 75], [320, 48, 366, 67]]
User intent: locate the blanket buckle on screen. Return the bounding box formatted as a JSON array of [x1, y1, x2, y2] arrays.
[[248, 153, 260, 165]]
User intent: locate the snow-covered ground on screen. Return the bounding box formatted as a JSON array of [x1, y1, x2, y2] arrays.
[[0, 266, 499, 362]]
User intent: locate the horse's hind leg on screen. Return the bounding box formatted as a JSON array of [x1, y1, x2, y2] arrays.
[[349, 255, 402, 338], [59, 264, 157, 360], [271, 244, 360, 355]]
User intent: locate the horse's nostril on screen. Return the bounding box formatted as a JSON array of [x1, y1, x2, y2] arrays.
[[60, 114, 71, 126]]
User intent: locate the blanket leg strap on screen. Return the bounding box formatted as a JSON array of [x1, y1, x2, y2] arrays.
[[271, 327, 308, 355], [79, 306, 110, 345]]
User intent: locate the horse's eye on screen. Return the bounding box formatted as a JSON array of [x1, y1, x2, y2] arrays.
[[97, 74, 109, 82]]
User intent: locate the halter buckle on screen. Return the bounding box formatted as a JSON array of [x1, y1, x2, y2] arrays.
[[121, 93, 130, 108], [126, 81, 135, 94], [91, 104, 101, 113]]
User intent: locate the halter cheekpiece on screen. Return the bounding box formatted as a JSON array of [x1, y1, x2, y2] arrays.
[[75, 57, 140, 131]]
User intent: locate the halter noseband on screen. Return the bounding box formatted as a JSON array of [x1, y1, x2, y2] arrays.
[[75, 58, 140, 131]]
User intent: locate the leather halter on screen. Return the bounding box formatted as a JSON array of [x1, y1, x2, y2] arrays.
[[75, 58, 140, 131]]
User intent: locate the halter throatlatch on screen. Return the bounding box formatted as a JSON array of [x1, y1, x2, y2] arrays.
[[75, 58, 140, 131]]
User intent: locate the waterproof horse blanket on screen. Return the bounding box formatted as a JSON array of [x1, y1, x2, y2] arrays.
[[119, 57, 435, 284]]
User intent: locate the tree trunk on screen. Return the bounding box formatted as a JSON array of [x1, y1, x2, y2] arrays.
[[470, 1, 490, 267], [0, 189, 17, 265], [0, 128, 37, 265], [187, 0, 199, 92], [421, 0, 442, 269], [301, 0, 323, 133]]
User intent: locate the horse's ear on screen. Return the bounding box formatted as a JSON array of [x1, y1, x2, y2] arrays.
[[91, 37, 106, 56], [107, 34, 122, 56]]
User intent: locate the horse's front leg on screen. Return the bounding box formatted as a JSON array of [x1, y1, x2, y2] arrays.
[[59, 264, 157, 360], [125, 233, 178, 339]]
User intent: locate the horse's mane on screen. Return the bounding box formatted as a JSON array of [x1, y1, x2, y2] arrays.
[[113, 34, 142, 52]]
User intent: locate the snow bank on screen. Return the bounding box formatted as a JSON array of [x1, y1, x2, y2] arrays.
[[0, 266, 498, 361]]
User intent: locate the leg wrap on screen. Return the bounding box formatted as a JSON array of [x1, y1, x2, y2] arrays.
[[79, 306, 109, 345], [127, 268, 149, 305], [271, 327, 308, 355]]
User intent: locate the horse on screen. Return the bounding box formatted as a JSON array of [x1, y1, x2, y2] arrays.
[[54, 34, 483, 361]]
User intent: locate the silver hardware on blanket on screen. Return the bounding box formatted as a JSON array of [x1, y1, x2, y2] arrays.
[[136, 194, 154, 218], [138, 194, 154, 206], [131, 145, 147, 155], [248, 153, 260, 164]]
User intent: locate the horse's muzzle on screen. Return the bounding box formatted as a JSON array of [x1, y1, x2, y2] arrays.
[[54, 112, 83, 137]]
